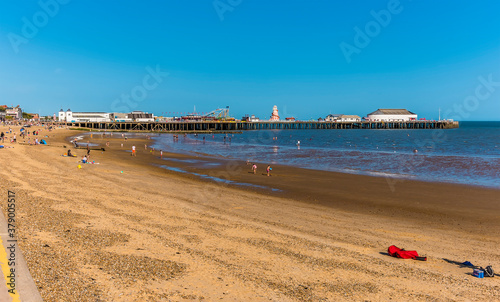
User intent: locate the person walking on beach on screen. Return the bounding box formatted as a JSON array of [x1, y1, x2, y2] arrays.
[[252, 164, 257, 174], [160, 150, 163, 159], [267, 165, 272, 176], [132, 145, 136, 156], [1, 132, 4, 142]]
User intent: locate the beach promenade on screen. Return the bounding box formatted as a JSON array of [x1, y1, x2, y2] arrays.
[[0, 125, 498, 301], [0, 209, 42, 302]]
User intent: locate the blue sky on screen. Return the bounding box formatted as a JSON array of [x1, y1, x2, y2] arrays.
[[0, 0, 499, 120]]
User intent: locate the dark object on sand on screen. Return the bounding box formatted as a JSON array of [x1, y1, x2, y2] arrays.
[[483, 266, 494, 277], [388, 245, 427, 261]]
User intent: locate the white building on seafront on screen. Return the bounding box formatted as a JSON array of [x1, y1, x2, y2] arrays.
[[325, 114, 361, 122], [59, 109, 155, 122], [367, 109, 417, 122], [59, 109, 112, 122]]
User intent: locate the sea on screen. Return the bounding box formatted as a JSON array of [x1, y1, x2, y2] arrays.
[[151, 121, 500, 189]]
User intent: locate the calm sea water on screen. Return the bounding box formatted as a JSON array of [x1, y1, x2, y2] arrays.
[[151, 121, 500, 189]]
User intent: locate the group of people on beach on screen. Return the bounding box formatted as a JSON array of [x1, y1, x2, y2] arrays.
[[1, 131, 16, 143], [0, 127, 46, 145], [249, 161, 272, 176]]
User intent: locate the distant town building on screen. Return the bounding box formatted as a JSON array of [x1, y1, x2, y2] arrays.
[[338, 115, 361, 122], [250, 115, 260, 122], [325, 114, 342, 122], [112, 112, 133, 122], [156, 116, 176, 122], [325, 114, 360, 122], [318, 117, 324, 122], [3, 106, 23, 120], [270, 105, 280, 121], [367, 109, 417, 122], [111, 111, 154, 122], [127, 111, 154, 122], [59, 109, 112, 122], [285, 117, 296, 122], [28, 113, 40, 120], [242, 114, 260, 122]]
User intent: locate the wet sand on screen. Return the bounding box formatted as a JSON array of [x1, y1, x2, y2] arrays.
[[0, 126, 499, 301]]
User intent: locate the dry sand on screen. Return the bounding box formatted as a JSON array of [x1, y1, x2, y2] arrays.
[[0, 125, 499, 301]]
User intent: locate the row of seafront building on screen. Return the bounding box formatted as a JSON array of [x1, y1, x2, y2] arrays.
[[57, 106, 459, 131], [59, 106, 422, 124], [0, 105, 43, 121], [245, 107, 422, 123], [7, 106, 445, 124]]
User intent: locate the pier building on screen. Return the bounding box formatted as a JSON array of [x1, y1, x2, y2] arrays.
[[367, 109, 417, 122], [270, 106, 280, 121]]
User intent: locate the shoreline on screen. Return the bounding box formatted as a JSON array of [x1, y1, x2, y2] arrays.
[[73, 131, 500, 234], [75, 129, 500, 190], [0, 125, 499, 301]]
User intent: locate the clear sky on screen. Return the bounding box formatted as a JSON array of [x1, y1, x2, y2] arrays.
[[1, 0, 499, 120]]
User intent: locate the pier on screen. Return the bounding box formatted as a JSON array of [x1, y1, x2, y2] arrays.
[[62, 120, 459, 132]]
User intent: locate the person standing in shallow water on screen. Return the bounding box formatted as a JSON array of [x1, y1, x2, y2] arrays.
[[267, 165, 272, 176]]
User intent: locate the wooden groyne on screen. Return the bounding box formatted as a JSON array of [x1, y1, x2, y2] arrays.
[[61, 120, 459, 132]]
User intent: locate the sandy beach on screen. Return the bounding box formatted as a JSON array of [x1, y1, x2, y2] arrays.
[[0, 125, 499, 301]]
